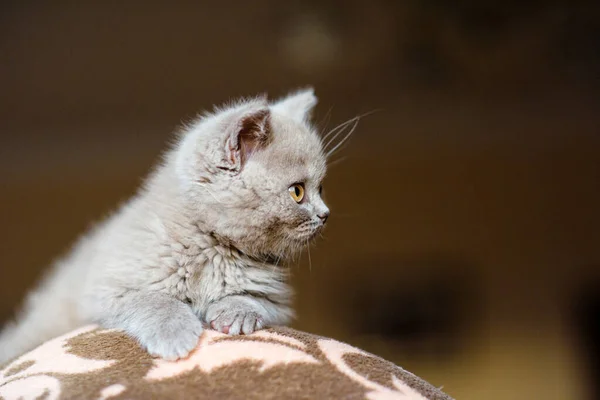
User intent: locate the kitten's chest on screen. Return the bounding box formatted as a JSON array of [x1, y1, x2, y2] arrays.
[[161, 243, 286, 312], [160, 244, 207, 301]]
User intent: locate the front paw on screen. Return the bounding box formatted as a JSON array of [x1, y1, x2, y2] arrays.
[[205, 297, 265, 335], [141, 313, 204, 361]]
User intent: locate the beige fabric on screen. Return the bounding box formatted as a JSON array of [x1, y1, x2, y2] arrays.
[[0, 326, 452, 400]]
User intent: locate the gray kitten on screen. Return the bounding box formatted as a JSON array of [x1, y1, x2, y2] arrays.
[[0, 88, 331, 362]]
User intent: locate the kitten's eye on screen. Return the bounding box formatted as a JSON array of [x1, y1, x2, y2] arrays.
[[289, 183, 305, 203]]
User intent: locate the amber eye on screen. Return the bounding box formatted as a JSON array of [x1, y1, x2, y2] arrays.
[[289, 183, 305, 203]]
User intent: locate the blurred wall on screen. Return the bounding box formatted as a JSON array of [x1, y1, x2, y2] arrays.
[[1, 2, 600, 399]]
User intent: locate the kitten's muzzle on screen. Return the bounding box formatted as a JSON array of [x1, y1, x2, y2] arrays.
[[317, 211, 329, 224]]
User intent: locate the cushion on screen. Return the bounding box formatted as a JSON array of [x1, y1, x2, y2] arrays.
[[0, 325, 453, 399]]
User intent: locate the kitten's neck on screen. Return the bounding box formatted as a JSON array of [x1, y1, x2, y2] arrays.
[[140, 163, 285, 271]]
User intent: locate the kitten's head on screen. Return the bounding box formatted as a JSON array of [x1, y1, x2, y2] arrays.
[[175, 88, 329, 259]]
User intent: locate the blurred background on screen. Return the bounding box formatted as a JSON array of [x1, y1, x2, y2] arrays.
[[1, 1, 599, 399]]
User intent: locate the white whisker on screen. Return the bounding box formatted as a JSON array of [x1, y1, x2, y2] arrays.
[[271, 254, 280, 274], [317, 106, 334, 131], [326, 118, 360, 158], [322, 116, 360, 149], [322, 109, 380, 157], [327, 156, 348, 169]]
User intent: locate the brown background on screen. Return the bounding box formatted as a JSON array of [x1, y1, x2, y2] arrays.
[[1, 2, 599, 399]]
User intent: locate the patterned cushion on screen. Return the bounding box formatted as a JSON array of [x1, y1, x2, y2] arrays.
[[0, 325, 452, 399]]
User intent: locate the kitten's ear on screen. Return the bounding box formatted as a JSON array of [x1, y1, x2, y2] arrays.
[[224, 107, 271, 170], [271, 87, 318, 123]]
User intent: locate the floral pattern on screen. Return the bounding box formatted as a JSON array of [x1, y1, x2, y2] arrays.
[[0, 325, 452, 400]]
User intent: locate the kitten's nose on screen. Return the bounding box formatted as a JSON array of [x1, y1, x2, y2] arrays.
[[318, 211, 329, 224]]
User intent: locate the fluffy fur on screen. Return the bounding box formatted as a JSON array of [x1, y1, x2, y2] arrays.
[[0, 88, 330, 362]]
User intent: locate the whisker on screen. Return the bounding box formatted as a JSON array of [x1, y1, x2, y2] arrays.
[[321, 108, 381, 148], [317, 106, 334, 131], [271, 254, 281, 274], [327, 156, 348, 169], [326, 118, 360, 158], [323, 109, 382, 155], [322, 116, 360, 149], [296, 251, 302, 271]]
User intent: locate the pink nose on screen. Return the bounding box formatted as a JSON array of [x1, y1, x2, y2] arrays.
[[318, 211, 329, 224]]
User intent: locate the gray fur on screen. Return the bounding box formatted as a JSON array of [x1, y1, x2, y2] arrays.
[[0, 88, 329, 362]]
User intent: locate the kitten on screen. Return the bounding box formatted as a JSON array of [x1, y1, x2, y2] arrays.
[[0, 88, 332, 362]]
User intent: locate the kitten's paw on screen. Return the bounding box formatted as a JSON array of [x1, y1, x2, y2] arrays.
[[141, 314, 204, 361], [206, 297, 265, 335]]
